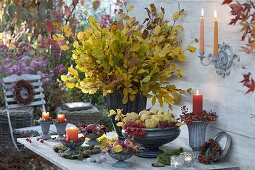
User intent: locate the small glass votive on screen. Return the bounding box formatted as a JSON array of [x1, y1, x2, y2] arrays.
[[170, 155, 183, 169], [180, 151, 194, 167]]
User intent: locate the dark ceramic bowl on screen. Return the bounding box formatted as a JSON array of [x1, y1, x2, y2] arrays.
[[123, 127, 180, 158]]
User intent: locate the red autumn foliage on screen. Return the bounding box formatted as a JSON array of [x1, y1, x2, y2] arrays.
[[240, 73, 255, 94], [223, 0, 255, 54]]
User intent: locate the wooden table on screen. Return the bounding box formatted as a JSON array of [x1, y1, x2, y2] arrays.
[[17, 132, 239, 170]]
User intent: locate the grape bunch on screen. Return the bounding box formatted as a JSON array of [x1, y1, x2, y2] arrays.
[[157, 121, 175, 128], [124, 122, 147, 137]]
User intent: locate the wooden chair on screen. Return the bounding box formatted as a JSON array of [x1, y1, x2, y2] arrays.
[[2, 74, 46, 149]]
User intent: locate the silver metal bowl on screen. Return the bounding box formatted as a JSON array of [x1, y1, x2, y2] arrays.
[[84, 133, 103, 146], [108, 152, 133, 168], [61, 140, 84, 154], [214, 131, 231, 160]]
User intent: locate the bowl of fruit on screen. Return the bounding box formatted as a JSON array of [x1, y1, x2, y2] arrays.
[[106, 138, 139, 168], [121, 109, 181, 158], [80, 124, 109, 146]]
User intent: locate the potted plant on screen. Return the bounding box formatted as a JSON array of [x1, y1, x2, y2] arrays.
[[60, 3, 195, 137], [103, 137, 139, 168], [180, 106, 217, 156], [109, 109, 182, 158], [79, 123, 109, 145]]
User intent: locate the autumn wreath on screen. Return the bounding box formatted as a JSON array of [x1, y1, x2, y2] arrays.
[[198, 138, 221, 164], [14, 80, 34, 105]]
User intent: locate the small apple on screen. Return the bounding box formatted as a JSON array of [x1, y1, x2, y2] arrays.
[[124, 138, 134, 148]]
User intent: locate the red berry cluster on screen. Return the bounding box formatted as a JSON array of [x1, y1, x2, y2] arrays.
[[124, 122, 147, 137], [36, 138, 45, 143], [24, 133, 45, 143], [24, 133, 32, 143], [157, 121, 175, 128]]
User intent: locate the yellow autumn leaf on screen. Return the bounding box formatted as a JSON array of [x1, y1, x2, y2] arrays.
[[152, 96, 156, 106], [187, 45, 196, 53], [53, 34, 65, 41], [8, 42, 15, 49], [158, 11, 164, 19], [61, 75, 68, 82], [177, 68, 183, 78], [175, 122, 184, 126], [66, 82, 75, 88], [142, 76, 151, 83], [77, 32, 84, 40], [84, 10, 88, 15], [63, 25, 72, 37], [108, 110, 116, 117], [178, 54, 186, 61], [153, 25, 161, 35], [68, 67, 78, 77], [60, 44, 69, 51], [89, 88, 98, 94], [113, 145, 123, 153], [127, 6, 134, 12], [174, 25, 184, 31], [119, 13, 127, 19], [138, 69, 146, 74], [116, 122, 124, 127]]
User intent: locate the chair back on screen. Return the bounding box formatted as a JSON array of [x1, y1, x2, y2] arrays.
[[2, 74, 46, 110]]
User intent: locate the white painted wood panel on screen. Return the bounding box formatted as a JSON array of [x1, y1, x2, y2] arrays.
[[128, 0, 255, 169]]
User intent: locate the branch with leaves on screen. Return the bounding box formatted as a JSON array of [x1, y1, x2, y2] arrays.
[[222, 0, 255, 53]]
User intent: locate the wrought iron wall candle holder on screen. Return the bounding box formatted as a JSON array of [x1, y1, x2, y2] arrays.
[[198, 42, 240, 78]]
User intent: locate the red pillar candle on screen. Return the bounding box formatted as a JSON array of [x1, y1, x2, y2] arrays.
[[66, 127, 79, 141], [193, 90, 203, 115], [42, 112, 50, 121], [57, 114, 65, 123]]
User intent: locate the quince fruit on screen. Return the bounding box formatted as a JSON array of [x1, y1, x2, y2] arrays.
[[126, 112, 139, 120], [151, 115, 161, 124], [150, 109, 159, 115], [157, 110, 164, 116], [123, 117, 133, 123], [140, 113, 151, 122], [139, 110, 151, 117], [145, 119, 158, 128], [162, 114, 172, 122]]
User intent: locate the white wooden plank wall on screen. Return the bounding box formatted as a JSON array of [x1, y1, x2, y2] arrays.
[[127, 0, 255, 169]]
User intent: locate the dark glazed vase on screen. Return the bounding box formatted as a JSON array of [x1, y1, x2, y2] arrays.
[[107, 91, 147, 137]]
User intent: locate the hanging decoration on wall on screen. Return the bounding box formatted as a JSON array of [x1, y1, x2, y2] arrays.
[[14, 80, 35, 105], [198, 9, 240, 78]]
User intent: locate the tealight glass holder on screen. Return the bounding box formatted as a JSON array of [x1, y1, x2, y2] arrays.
[[180, 151, 194, 167], [170, 155, 183, 170]]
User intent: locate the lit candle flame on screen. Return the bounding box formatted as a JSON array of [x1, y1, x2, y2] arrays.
[[196, 90, 199, 95], [201, 8, 204, 17], [214, 10, 217, 19]]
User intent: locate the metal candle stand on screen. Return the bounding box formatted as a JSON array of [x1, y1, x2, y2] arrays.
[[198, 42, 240, 78]]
